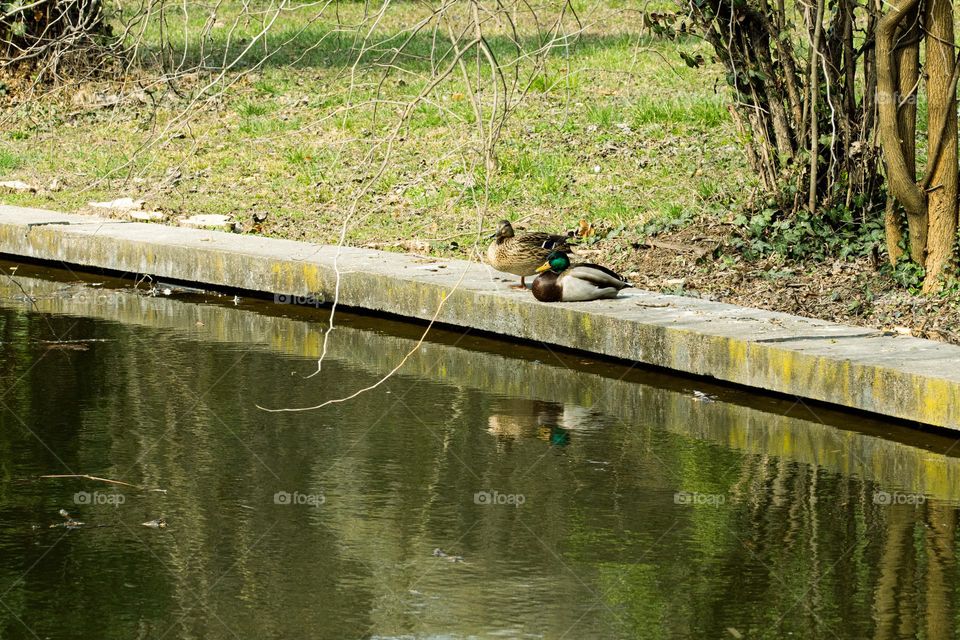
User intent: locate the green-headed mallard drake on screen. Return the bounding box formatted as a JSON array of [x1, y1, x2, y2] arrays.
[[532, 250, 631, 302], [486, 220, 573, 289]]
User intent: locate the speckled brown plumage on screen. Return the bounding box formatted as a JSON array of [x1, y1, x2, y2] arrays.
[[486, 220, 572, 287]]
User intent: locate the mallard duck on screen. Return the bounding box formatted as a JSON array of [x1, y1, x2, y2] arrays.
[[486, 220, 572, 288], [532, 250, 631, 302]]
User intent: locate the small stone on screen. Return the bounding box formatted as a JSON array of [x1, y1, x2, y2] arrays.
[[179, 214, 236, 232], [89, 197, 144, 212], [0, 180, 37, 193], [128, 211, 164, 222]]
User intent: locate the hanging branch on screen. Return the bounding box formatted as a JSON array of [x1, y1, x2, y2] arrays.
[[806, 0, 825, 213]]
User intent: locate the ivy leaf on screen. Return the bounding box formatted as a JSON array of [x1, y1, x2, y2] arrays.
[[679, 51, 706, 68]]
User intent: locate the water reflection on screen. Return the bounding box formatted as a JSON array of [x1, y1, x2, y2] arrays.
[[486, 400, 603, 449], [0, 264, 959, 638]]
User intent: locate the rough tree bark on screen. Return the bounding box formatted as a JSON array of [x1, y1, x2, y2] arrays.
[[922, 0, 958, 291], [883, 2, 921, 265], [877, 0, 960, 289], [876, 0, 927, 222]]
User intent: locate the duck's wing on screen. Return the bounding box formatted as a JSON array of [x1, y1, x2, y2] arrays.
[[554, 265, 628, 301], [566, 263, 631, 287], [521, 232, 573, 251]]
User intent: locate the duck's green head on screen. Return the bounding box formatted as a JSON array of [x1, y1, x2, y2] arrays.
[[536, 250, 570, 274]]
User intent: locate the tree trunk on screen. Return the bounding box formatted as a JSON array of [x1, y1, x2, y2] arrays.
[[876, 0, 927, 222], [885, 3, 922, 265], [884, 198, 905, 265], [922, 0, 958, 291]]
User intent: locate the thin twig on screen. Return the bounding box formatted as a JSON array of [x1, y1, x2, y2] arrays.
[[40, 474, 166, 492]]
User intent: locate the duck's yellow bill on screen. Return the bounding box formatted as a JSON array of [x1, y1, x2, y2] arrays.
[[535, 262, 550, 273]]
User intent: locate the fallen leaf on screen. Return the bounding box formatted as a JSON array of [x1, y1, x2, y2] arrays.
[[577, 219, 596, 238]]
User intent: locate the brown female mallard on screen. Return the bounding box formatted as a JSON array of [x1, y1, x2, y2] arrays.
[[486, 220, 572, 288], [532, 250, 631, 302]]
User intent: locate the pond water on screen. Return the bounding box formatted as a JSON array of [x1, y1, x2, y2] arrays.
[[1, 260, 960, 639]]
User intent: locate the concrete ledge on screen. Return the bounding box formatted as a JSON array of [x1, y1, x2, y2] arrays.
[[1, 204, 958, 430]]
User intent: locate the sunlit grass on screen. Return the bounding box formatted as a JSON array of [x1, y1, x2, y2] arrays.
[[0, 148, 20, 173], [0, 2, 751, 252]]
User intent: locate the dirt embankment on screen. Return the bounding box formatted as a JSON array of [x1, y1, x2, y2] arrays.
[[589, 217, 960, 345]]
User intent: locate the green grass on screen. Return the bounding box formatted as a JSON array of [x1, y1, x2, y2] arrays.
[[586, 103, 621, 128], [632, 95, 728, 127], [235, 100, 273, 118], [0, 2, 751, 255], [0, 147, 20, 173]]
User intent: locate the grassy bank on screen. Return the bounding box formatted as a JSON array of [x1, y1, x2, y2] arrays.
[[0, 2, 747, 251]]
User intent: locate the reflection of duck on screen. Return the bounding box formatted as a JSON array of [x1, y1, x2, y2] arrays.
[[486, 400, 601, 448], [487, 414, 540, 441], [538, 425, 571, 447], [487, 416, 569, 448]]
